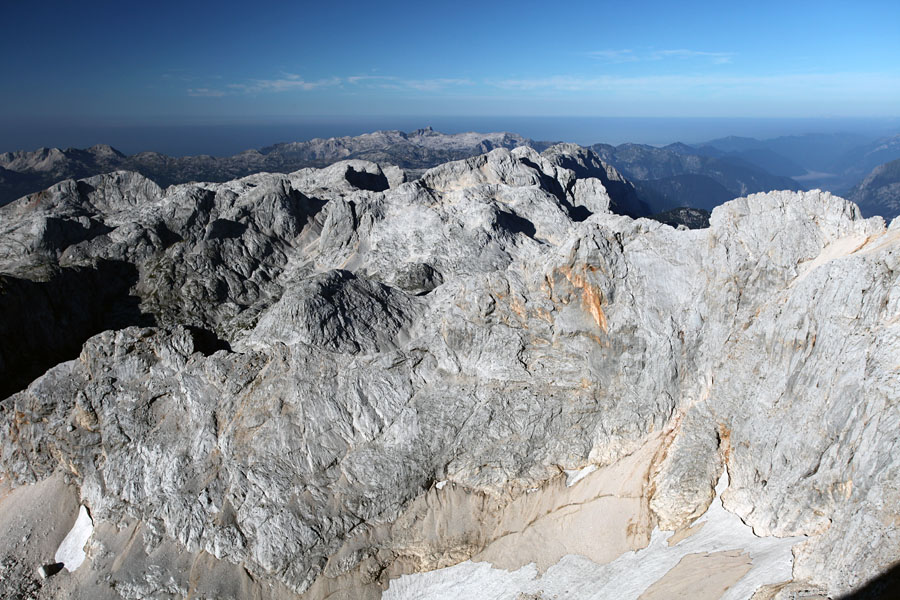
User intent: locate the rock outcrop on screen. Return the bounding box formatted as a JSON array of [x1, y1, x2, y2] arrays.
[[0, 145, 897, 599]]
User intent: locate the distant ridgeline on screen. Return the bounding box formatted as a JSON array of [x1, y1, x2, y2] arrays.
[[2, 128, 899, 225]]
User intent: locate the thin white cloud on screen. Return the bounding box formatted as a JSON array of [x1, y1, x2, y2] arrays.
[[347, 75, 474, 90], [187, 74, 473, 97], [346, 75, 398, 84], [489, 72, 900, 95], [187, 88, 226, 97], [589, 48, 733, 64], [228, 76, 342, 93], [651, 49, 733, 64], [403, 78, 474, 91], [587, 49, 639, 63]]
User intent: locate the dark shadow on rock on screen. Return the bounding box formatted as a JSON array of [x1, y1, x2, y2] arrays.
[[393, 262, 443, 295], [567, 205, 592, 222], [41, 216, 113, 251], [154, 221, 183, 249], [38, 562, 64, 579], [543, 151, 653, 219], [517, 157, 568, 197], [346, 167, 389, 192], [186, 325, 232, 356], [0, 261, 154, 399], [206, 218, 248, 240], [607, 183, 654, 219], [838, 562, 900, 600], [516, 156, 593, 222], [495, 210, 537, 238], [554, 193, 593, 223]]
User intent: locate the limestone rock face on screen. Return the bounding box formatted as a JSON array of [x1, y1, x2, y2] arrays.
[[0, 146, 897, 599]]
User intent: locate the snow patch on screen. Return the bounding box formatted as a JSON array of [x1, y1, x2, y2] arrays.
[[54, 505, 93, 572], [565, 464, 598, 487], [384, 473, 803, 600]]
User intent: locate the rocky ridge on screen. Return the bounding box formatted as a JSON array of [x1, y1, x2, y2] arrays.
[[0, 128, 545, 207], [0, 144, 898, 599], [0, 128, 814, 229]]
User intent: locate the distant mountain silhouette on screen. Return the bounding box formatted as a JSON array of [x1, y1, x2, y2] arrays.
[[701, 132, 875, 173], [634, 174, 735, 212], [5, 128, 896, 226], [848, 157, 900, 220], [591, 142, 804, 213], [831, 134, 900, 179], [0, 129, 549, 206]]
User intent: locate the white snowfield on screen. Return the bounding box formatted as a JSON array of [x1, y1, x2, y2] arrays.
[[385, 473, 803, 600]]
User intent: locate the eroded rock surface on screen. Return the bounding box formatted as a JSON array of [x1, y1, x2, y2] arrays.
[[0, 145, 897, 599]]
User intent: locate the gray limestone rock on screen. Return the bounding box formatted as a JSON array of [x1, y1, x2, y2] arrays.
[[0, 145, 897, 599]]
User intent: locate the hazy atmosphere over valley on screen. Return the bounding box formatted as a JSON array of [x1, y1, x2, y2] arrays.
[[1, 1, 899, 599]]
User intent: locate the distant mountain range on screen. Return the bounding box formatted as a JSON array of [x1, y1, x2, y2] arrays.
[[2, 127, 898, 225], [591, 142, 803, 211], [834, 134, 900, 181], [696, 132, 900, 198], [0, 128, 547, 206], [697, 132, 873, 174], [848, 158, 900, 220]]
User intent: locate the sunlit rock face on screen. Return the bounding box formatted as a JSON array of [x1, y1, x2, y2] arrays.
[[0, 145, 897, 600]]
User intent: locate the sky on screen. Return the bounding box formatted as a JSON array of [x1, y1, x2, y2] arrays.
[[1, 0, 899, 125]]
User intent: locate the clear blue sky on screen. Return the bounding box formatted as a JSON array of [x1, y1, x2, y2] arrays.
[[1, 0, 899, 121]]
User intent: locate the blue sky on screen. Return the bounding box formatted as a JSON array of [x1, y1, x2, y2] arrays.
[[2, 0, 899, 121]]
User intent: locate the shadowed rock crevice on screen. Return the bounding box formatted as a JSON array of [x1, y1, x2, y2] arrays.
[[186, 325, 232, 355], [495, 209, 537, 239], [838, 562, 900, 600], [37, 216, 113, 252], [205, 218, 249, 240], [541, 144, 651, 218], [0, 261, 153, 399], [345, 166, 390, 192]]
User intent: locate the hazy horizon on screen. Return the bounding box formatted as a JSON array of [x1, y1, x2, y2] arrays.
[[2, 115, 898, 157]]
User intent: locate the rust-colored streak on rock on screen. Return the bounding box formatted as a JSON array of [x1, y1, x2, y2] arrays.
[[557, 265, 609, 333]]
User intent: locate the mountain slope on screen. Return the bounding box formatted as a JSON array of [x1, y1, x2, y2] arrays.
[[0, 147, 897, 599], [832, 133, 900, 179], [0, 131, 813, 227], [634, 174, 734, 212], [591, 142, 804, 212], [720, 148, 807, 177], [848, 157, 900, 220]]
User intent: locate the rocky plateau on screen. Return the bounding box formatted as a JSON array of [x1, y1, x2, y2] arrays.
[[0, 143, 898, 599]]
